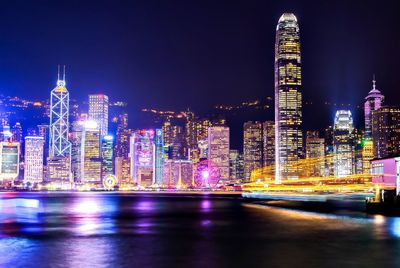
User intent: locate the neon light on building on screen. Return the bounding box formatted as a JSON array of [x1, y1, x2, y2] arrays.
[[130, 129, 156, 187], [364, 77, 384, 138]]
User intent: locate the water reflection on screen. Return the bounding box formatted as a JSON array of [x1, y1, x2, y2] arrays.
[[390, 217, 400, 238], [1, 193, 400, 267]]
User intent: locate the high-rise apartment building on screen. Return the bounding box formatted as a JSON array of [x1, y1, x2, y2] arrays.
[[274, 13, 303, 183]]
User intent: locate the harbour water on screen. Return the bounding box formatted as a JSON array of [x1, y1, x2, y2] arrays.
[[1, 192, 400, 267]]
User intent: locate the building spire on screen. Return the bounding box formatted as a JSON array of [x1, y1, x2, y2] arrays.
[[372, 74, 376, 90], [56, 65, 66, 87]]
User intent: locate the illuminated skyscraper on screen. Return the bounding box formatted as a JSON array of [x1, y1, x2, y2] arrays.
[[130, 129, 156, 187], [208, 126, 230, 180], [274, 13, 303, 183], [162, 159, 194, 188], [364, 77, 384, 138], [305, 131, 325, 177], [115, 157, 131, 189], [229, 149, 244, 181], [81, 121, 102, 187], [11, 122, 22, 143], [333, 110, 354, 177], [49, 66, 71, 158], [115, 113, 130, 157], [263, 121, 275, 167], [372, 106, 400, 158], [243, 122, 263, 181], [0, 141, 20, 186], [163, 119, 186, 159], [184, 110, 197, 150], [24, 136, 44, 185], [101, 135, 114, 180], [48, 66, 71, 187], [89, 94, 109, 137], [362, 139, 374, 174], [71, 120, 84, 182], [154, 129, 164, 186]]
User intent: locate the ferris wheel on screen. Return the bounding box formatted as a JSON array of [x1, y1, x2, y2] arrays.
[[194, 159, 221, 189]]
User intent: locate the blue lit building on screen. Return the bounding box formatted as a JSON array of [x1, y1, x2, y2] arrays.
[[155, 129, 164, 186], [102, 135, 114, 180]]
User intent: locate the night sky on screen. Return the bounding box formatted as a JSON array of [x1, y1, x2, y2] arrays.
[[1, 0, 400, 129]]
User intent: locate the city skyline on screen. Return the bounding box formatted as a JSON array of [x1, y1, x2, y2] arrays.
[[2, 3, 400, 267], [0, 9, 397, 192]]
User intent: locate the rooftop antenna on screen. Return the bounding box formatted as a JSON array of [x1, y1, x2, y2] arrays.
[[63, 65, 66, 81], [57, 65, 60, 81], [372, 74, 376, 90]]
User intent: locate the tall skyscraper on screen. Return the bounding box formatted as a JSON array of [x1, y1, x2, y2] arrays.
[[208, 126, 230, 180], [11, 122, 23, 143], [130, 129, 156, 187], [274, 13, 303, 183], [88, 94, 109, 137], [115, 113, 130, 158], [24, 136, 45, 185], [229, 149, 244, 181], [81, 121, 102, 187], [114, 113, 131, 189], [333, 110, 354, 177], [0, 141, 20, 186], [262, 121, 275, 167], [364, 77, 384, 138], [48, 66, 71, 187], [372, 106, 400, 158], [243, 122, 263, 181], [154, 129, 164, 186], [163, 119, 186, 160], [49, 66, 71, 158], [101, 135, 114, 180], [115, 157, 131, 189], [71, 120, 84, 183], [305, 131, 325, 177]]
